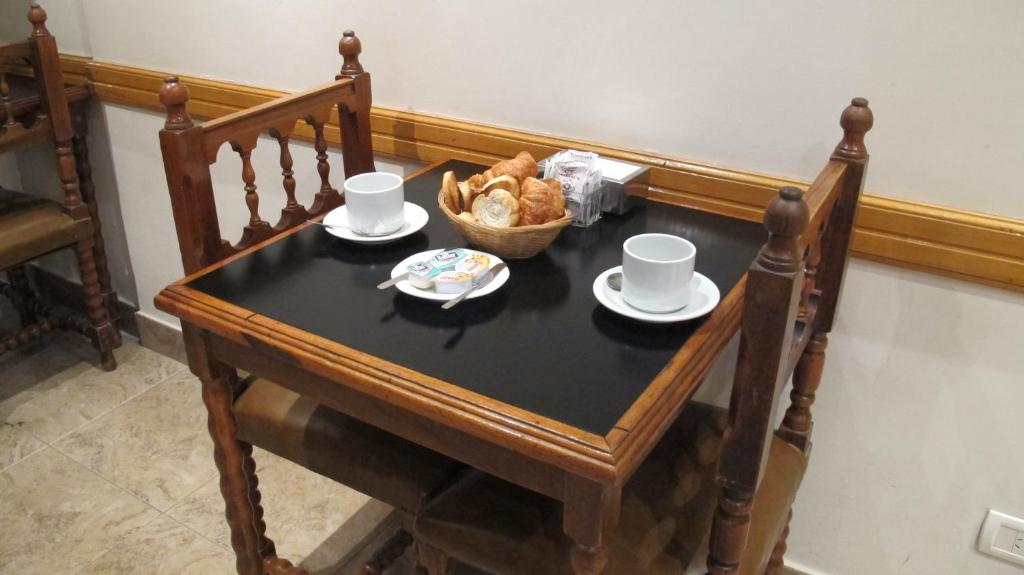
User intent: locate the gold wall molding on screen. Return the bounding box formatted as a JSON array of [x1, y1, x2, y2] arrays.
[[61, 55, 1023, 292]]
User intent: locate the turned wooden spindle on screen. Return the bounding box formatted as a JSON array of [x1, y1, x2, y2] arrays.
[[797, 222, 824, 322], [765, 510, 793, 575], [275, 134, 299, 211], [72, 108, 120, 334], [307, 116, 342, 213], [338, 30, 365, 78], [264, 556, 310, 575], [1, 72, 15, 127]]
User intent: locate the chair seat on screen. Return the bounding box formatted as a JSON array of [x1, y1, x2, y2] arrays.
[[0, 187, 76, 271], [415, 403, 807, 575], [234, 377, 464, 514]]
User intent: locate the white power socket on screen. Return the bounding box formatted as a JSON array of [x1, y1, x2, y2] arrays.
[[979, 509, 1024, 567]]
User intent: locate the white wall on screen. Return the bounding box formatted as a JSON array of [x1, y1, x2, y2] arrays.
[[789, 259, 1024, 575], [79, 0, 1024, 220], [0, 0, 90, 56], [2, 2, 1022, 574]]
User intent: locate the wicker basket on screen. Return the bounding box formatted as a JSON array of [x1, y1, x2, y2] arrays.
[[437, 190, 572, 259]]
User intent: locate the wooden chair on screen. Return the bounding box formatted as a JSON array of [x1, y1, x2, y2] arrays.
[[412, 99, 874, 575], [157, 32, 464, 575], [0, 4, 120, 369]]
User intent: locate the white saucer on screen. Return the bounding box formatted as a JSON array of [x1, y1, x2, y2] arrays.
[[592, 266, 720, 323], [390, 249, 510, 302], [322, 202, 428, 244]]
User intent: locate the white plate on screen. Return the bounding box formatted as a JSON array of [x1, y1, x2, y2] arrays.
[[592, 266, 720, 323], [322, 202, 429, 244], [390, 249, 510, 302]]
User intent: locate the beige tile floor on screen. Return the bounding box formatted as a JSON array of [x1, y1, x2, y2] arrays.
[[0, 330, 400, 575]]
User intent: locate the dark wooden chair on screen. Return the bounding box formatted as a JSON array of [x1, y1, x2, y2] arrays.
[[157, 32, 464, 575], [412, 99, 874, 575], [0, 4, 120, 369]]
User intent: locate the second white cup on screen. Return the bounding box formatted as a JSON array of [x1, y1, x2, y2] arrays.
[[621, 233, 696, 313], [343, 172, 405, 236]]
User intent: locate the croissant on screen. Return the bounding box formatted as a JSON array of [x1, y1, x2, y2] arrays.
[[488, 151, 538, 183], [483, 175, 521, 199], [519, 177, 566, 226]]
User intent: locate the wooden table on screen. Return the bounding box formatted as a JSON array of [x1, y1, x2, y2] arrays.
[[156, 159, 766, 574]]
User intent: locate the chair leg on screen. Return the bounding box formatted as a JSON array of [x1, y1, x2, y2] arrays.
[[363, 529, 414, 574], [779, 332, 828, 451], [416, 541, 455, 575], [707, 486, 754, 575], [764, 510, 792, 575], [191, 337, 275, 574], [72, 107, 121, 340], [72, 236, 118, 371], [6, 266, 37, 325]]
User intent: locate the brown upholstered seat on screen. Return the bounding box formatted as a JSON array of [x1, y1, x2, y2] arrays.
[[0, 187, 77, 271], [234, 377, 464, 513], [415, 402, 806, 575]]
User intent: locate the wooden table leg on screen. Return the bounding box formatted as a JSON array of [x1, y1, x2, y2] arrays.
[[184, 325, 278, 575], [563, 478, 621, 575]]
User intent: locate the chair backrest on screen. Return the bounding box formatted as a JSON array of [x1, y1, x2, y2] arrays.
[[158, 31, 376, 275], [708, 99, 873, 572], [0, 4, 84, 214]]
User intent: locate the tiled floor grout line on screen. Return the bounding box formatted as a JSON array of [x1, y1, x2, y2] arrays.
[[42, 361, 190, 447], [163, 510, 232, 551], [48, 440, 166, 516]]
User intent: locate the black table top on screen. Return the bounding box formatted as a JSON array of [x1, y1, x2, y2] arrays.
[[188, 160, 766, 435]]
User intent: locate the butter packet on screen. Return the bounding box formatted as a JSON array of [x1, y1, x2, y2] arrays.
[[407, 248, 470, 289]]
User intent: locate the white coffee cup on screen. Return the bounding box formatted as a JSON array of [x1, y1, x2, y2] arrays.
[[621, 233, 696, 313], [343, 172, 405, 236]]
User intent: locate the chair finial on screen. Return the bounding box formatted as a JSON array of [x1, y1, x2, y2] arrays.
[[28, 4, 49, 37], [339, 30, 365, 77], [160, 76, 193, 130], [832, 97, 873, 162], [758, 186, 809, 273]]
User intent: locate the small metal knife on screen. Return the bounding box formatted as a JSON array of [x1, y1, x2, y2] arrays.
[[377, 272, 409, 290], [441, 263, 508, 310]]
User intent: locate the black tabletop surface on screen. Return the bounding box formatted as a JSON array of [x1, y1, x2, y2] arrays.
[[188, 160, 766, 435]]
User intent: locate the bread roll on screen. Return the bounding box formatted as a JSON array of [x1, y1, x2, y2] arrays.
[[471, 189, 520, 227], [519, 177, 566, 226], [482, 175, 521, 199], [457, 211, 477, 224], [488, 151, 537, 183], [442, 170, 461, 213]]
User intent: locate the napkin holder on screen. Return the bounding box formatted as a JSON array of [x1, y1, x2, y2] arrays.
[[538, 154, 648, 215]]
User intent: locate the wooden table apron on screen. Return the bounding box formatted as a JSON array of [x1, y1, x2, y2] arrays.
[[155, 159, 764, 564]]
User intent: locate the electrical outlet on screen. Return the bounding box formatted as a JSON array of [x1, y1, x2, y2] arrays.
[[979, 509, 1024, 567]]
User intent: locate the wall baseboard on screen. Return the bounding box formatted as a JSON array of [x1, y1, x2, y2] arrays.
[[134, 311, 185, 364], [23, 264, 139, 338], [53, 54, 1024, 293]]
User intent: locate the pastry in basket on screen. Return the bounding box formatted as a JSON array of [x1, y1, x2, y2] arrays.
[[472, 189, 520, 227], [482, 151, 537, 183], [442, 170, 462, 212], [483, 175, 520, 199], [437, 151, 571, 259], [518, 177, 566, 226]]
